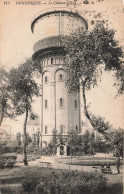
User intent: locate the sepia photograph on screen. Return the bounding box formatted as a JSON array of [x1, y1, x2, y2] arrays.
[[0, 0, 124, 193]]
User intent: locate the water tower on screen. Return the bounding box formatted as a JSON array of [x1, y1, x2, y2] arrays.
[[31, 8, 88, 147]]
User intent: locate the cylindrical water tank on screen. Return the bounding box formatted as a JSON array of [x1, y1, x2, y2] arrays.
[[31, 8, 88, 59]]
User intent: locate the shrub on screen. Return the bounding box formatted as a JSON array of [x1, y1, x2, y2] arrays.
[[1, 146, 18, 153], [0, 155, 17, 169], [0, 159, 6, 169], [40, 171, 107, 194], [22, 176, 40, 193], [0, 155, 17, 160], [5, 159, 16, 168], [36, 182, 45, 194]]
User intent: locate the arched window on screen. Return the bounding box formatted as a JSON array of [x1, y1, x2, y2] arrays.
[[74, 100, 77, 108], [47, 59, 49, 65], [59, 74, 63, 81], [45, 126, 48, 134], [60, 98, 64, 108], [44, 60, 46, 66], [45, 76, 48, 83], [45, 100, 48, 108], [47, 58, 50, 65], [59, 57, 63, 64], [55, 58, 57, 64], [51, 58, 54, 64], [76, 126, 78, 131], [60, 125, 64, 134]]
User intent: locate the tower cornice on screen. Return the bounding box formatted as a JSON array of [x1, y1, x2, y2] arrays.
[[32, 46, 65, 61]]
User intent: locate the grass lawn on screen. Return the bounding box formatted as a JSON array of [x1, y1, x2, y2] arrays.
[[67, 160, 116, 166], [0, 165, 123, 194], [0, 166, 64, 194], [58, 155, 123, 166]]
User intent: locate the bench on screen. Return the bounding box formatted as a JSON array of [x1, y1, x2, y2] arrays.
[[39, 162, 52, 168], [92, 166, 99, 172], [101, 167, 112, 174], [28, 156, 33, 161]]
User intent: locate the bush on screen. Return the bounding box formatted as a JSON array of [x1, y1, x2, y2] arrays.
[[0, 146, 18, 153], [5, 159, 16, 168], [0, 155, 17, 160], [1, 187, 22, 194], [0, 159, 6, 169], [22, 176, 40, 193], [36, 182, 45, 194], [36, 171, 107, 194], [0, 155, 17, 169]]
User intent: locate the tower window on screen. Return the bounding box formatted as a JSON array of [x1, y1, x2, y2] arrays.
[[55, 58, 57, 64], [60, 98, 64, 108], [44, 60, 46, 66], [51, 58, 53, 64], [45, 100, 48, 108], [74, 100, 77, 108], [76, 125, 78, 131], [55, 57, 59, 64], [45, 76, 48, 83], [59, 57, 63, 64], [60, 125, 64, 134], [45, 126, 48, 134], [59, 74, 63, 81]]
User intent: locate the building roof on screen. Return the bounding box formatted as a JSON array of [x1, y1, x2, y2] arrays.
[[56, 141, 68, 147]]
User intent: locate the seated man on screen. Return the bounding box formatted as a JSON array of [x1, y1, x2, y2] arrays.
[[100, 164, 105, 173], [106, 163, 111, 169]]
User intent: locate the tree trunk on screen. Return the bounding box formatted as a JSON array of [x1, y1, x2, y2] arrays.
[[82, 82, 95, 128], [0, 105, 5, 126], [23, 104, 28, 165], [82, 81, 110, 140], [37, 134, 40, 151]]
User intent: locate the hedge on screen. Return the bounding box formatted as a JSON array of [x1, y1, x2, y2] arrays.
[[0, 155, 17, 169]]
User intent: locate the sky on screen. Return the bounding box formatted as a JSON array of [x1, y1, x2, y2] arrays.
[[0, 0, 124, 135]]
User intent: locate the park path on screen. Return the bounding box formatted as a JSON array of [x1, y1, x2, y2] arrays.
[[16, 155, 123, 174]]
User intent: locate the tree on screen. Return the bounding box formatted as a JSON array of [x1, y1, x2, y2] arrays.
[[67, 129, 81, 155], [94, 136, 111, 153], [33, 134, 37, 146], [8, 59, 40, 165], [36, 129, 40, 151], [62, 23, 123, 138], [0, 68, 14, 126], [51, 129, 57, 155], [26, 133, 32, 146], [16, 132, 21, 152], [89, 131, 95, 154], [90, 114, 111, 138], [110, 129, 123, 158], [81, 130, 90, 155]]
